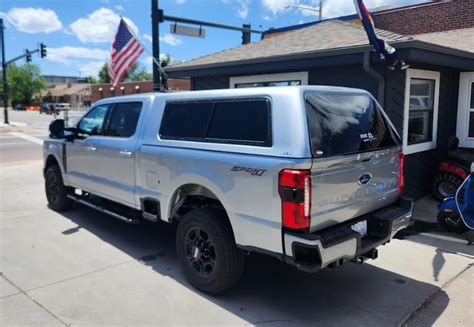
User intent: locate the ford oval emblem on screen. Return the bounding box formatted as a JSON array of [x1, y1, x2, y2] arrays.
[[358, 173, 372, 185]]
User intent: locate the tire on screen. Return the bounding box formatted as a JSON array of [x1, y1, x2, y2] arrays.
[[433, 172, 464, 201], [176, 208, 245, 294], [436, 211, 468, 234], [45, 165, 73, 211]]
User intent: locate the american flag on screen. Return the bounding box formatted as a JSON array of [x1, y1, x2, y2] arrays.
[[108, 18, 144, 86]]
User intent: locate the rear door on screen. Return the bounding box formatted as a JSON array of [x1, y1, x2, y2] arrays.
[[96, 101, 142, 207], [305, 91, 401, 232]]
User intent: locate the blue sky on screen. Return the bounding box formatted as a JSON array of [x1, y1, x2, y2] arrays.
[[0, 0, 425, 78]]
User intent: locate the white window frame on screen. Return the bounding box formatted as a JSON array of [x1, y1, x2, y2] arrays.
[[229, 72, 308, 88], [456, 72, 474, 148], [403, 69, 440, 154]]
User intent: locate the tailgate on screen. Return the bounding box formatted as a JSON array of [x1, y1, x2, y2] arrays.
[[304, 90, 402, 233], [310, 149, 400, 232]]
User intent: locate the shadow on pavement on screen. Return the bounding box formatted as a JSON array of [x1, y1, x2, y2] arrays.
[[57, 206, 449, 326]]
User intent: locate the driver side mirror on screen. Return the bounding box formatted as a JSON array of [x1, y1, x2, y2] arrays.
[[49, 119, 65, 139]]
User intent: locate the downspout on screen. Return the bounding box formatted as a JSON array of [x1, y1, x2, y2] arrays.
[[363, 51, 385, 107]]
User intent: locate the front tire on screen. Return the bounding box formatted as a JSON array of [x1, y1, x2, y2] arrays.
[[45, 165, 73, 211], [176, 208, 245, 294], [437, 211, 468, 234]]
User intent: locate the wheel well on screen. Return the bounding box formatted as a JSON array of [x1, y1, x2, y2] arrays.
[[169, 184, 227, 223], [45, 155, 60, 174]]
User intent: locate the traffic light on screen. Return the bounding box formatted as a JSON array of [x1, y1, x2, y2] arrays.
[[40, 43, 47, 58], [25, 50, 32, 63], [242, 24, 251, 45]]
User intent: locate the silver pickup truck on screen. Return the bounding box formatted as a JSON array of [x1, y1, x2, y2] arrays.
[[44, 86, 413, 294]]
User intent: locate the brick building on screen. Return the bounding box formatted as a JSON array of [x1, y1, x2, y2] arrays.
[[374, 0, 474, 35], [90, 78, 190, 103]]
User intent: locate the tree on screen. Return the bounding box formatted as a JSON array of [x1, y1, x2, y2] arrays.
[[97, 62, 151, 83], [84, 76, 98, 84], [7, 64, 47, 105]]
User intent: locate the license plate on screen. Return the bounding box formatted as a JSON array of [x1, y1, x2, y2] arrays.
[[351, 220, 367, 237]]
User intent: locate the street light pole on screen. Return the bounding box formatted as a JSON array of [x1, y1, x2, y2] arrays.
[[1, 19, 9, 124], [285, 1, 323, 21]]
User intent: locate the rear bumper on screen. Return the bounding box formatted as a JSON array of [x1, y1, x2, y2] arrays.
[[283, 198, 414, 273]]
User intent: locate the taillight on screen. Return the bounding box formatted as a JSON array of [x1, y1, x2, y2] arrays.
[[279, 169, 311, 230], [398, 152, 405, 195]]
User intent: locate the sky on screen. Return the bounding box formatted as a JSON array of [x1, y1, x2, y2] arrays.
[[0, 0, 426, 78]]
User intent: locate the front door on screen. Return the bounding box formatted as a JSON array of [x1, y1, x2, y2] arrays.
[[66, 104, 110, 193], [456, 72, 474, 148]]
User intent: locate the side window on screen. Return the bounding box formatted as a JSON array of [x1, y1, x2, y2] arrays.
[[207, 100, 269, 143], [159, 99, 271, 146], [104, 102, 142, 137], [77, 105, 109, 136], [160, 102, 214, 139]]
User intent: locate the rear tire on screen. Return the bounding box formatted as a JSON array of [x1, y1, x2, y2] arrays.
[[176, 208, 245, 294], [433, 172, 463, 200], [436, 211, 468, 234], [45, 165, 73, 211]]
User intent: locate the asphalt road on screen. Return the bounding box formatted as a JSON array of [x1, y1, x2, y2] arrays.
[[1, 111, 473, 326]]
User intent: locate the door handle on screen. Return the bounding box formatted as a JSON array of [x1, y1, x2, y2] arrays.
[[119, 150, 133, 157], [86, 146, 97, 152]]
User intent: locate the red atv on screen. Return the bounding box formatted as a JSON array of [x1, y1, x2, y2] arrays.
[[433, 137, 474, 200]]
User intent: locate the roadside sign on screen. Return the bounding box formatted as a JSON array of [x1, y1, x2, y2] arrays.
[[170, 23, 205, 38]]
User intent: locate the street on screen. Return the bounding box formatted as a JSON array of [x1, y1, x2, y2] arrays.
[[1, 111, 473, 326]]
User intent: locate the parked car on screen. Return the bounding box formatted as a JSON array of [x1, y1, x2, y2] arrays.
[[13, 104, 26, 111], [43, 86, 413, 294], [39, 104, 60, 115]]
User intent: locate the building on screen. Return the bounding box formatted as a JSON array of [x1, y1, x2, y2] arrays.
[[90, 79, 190, 103], [166, 2, 474, 198], [41, 83, 92, 107]]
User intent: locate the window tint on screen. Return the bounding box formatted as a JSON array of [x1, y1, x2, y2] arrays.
[[305, 92, 399, 157], [207, 101, 269, 143], [160, 102, 214, 139], [104, 102, 142, 137], [78, 105, 109, 136], [160, 99, 271, 146]]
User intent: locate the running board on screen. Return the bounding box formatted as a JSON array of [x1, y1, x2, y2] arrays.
[[67, 194, 140, 224]]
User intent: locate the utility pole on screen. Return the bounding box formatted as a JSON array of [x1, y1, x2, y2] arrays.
[[1, 19, 8, 124], [151, 0, 162, 92]]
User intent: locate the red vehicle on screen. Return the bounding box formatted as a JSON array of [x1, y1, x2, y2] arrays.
[[433, 137, 474, 200]]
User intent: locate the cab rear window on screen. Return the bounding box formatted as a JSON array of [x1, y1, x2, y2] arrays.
[[305, 92, 400, 157]]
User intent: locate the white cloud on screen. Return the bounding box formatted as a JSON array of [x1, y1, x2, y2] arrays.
[[5, 7, 62, 34], [176, 0, 186, 4], [143, 34, 153, 42], [47, 46, 109, 64], [70, 8, 138, 43], [159, 34, 182, 46], [115, 4, 124, 11], [263, 15, 272, 21], [79, 61, 106, 77], [236, 0, 250, 19], [261, 0, 298, 15]]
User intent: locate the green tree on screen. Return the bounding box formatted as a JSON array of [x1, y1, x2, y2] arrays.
[[97, 62, 151, 83], [7, 64, 47, 105], [84, 76, 98, 84]]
